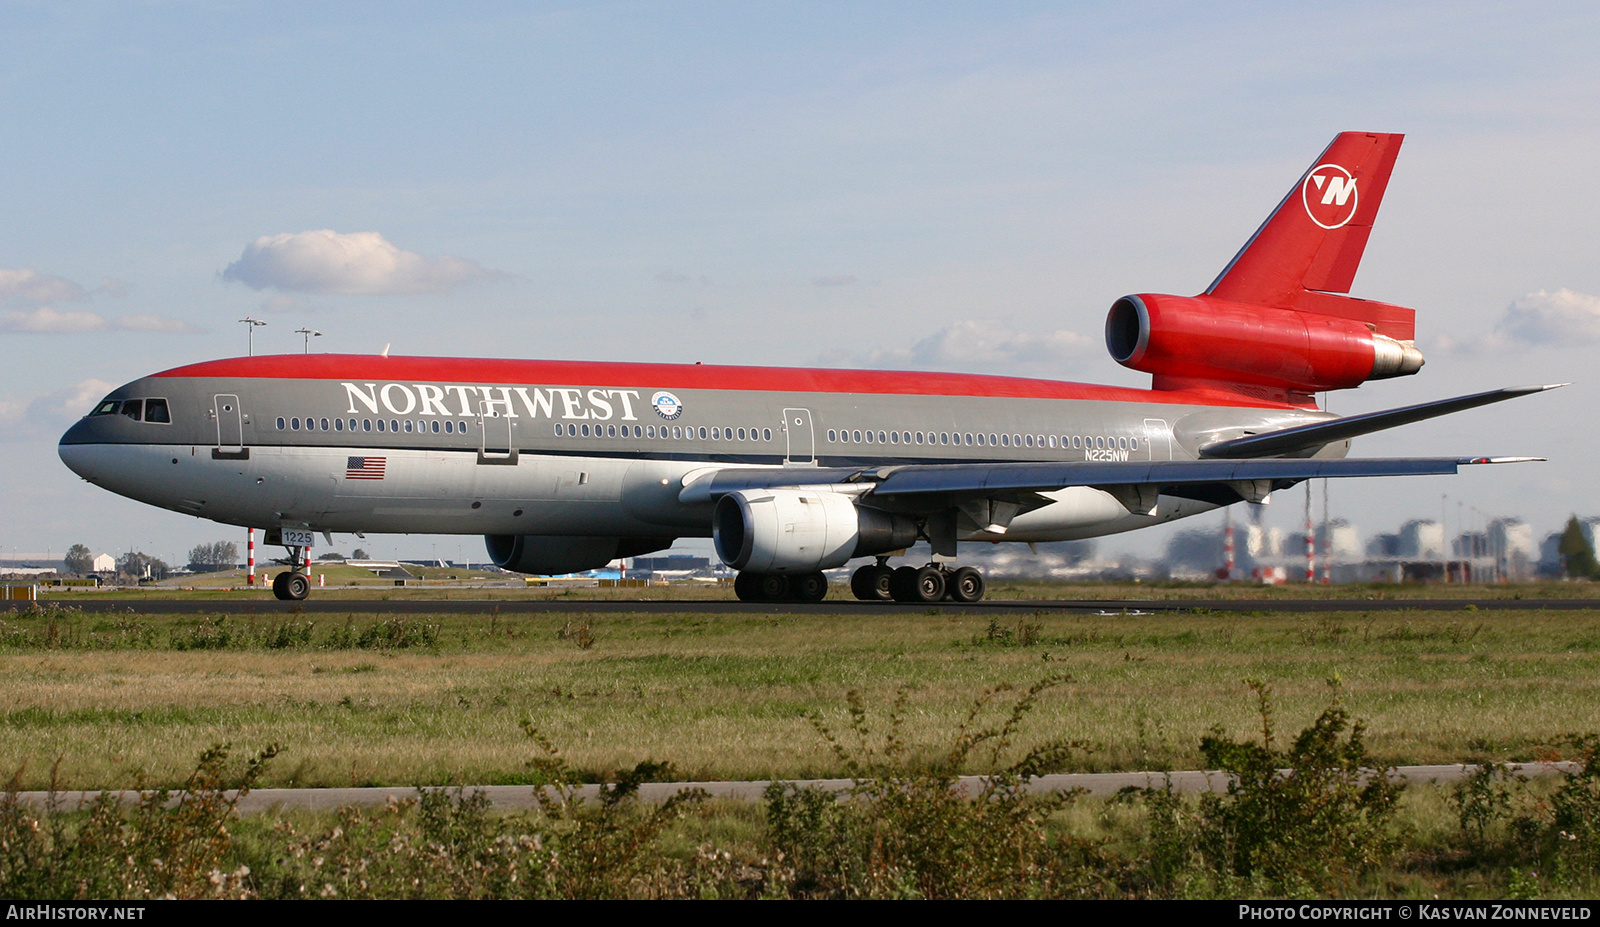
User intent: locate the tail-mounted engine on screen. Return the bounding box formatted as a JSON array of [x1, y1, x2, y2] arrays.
[[1105, 293, 1423, 395], [713, 489, 920, 573]]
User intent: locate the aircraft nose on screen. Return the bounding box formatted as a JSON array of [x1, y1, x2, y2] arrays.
[[58, 420, 103, 483]]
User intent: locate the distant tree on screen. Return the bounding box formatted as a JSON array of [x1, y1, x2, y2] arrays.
[[1558, 516, 1600, 580], [186, 541, 240, 573], [317, 552, 345, 561], [64, 544, 93, 575], [352, 548, 369, 560], [118, 551, 170, 582]]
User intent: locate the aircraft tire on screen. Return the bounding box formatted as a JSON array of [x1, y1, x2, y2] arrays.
[[947, 566, 985, 603], [757, 573, 792, 601], [271, 571, 291, 600], [911, 566, 946, 603], [283, 573, 310, 601], [733, 571, 763, 602], [850, 564, 893, 601], [794, 571, 828, 603], [888, 565, 920, 602]]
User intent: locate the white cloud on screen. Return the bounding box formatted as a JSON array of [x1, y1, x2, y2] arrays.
[[114, 314, 202, 333], [1434, 289, 1600, 354], [0, 307, 109, 333], [0, 307, 200, 334], [0, 269, 90, 305], [222, 230, 498, 295], [817, 319, 1096, 374], [0, 378, 116, 442], [1494, 288, 1600, 345]]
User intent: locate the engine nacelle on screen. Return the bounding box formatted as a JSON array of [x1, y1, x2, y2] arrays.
[[1105, 293, 1423, 393], [712, 489, 920, 573], [485, 534, 674, 575]]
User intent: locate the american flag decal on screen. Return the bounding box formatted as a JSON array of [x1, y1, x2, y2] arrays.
[[345, 456, 387, 480]]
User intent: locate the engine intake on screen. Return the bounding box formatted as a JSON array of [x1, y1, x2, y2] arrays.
[[1106, 293, 1423, 393], [712, 490, 919, 573]]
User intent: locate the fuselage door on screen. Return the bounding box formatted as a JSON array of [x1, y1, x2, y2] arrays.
[[476, 400, 517, 465], [1143, 418, 1171, 461], [212, 394, 247, 459], [782, 408, 815, 464]]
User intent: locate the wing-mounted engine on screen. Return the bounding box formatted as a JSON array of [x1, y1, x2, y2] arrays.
[[712, 489, 919, 573], [1105, 293, 1423, 395], [485, 534, 675, 575]]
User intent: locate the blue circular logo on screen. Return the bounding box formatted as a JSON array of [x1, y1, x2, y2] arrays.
[[651, 391, 683, 420]]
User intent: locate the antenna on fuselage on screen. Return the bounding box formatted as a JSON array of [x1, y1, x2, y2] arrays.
[[380, 343, 391, 358]]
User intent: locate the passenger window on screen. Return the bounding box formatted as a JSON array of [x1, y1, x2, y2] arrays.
[[276, 417, 286, 430], [763, 428, 772, 441], [376, 420, 384, 432], [121, 400, 144, 422], [363, 420, 372, 432], [321, 418, 330, 431], [335, 418, 344, 432], [390, 420, 399, 433], [144, 399, 171, 423]]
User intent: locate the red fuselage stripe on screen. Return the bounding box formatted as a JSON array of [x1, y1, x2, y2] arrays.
[[152, 355, 1292, 409]]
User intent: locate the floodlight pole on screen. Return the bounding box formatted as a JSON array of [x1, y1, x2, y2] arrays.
[[239, 316, 267, 356], [295, 327, 322, 353]]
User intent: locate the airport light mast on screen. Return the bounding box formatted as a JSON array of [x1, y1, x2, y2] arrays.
[[295, 328, 322, 353], [238, 316, 266, 356]]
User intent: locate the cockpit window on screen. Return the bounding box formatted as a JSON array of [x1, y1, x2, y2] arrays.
[[92, 400, 120, 416], [120, 399, 144, 422], [144, 398, 171, 424]]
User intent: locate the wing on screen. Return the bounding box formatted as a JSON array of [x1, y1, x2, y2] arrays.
[[680, 455, 1541, 516]]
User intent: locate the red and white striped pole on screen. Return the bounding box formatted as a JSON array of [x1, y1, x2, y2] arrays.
[[1223, 509, 1235, 580], [304, 547, 312, 581], [247, 528, 255, 586]]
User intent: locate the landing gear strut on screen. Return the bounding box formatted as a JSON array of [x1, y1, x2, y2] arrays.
[[271, 544, 311, 601], [732, 570, 829, 603], [850, 560, 986, 603]]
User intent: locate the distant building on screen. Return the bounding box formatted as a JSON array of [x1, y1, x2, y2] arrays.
[[630, 555, 711, 573], [1398, 520, 1445, 559]]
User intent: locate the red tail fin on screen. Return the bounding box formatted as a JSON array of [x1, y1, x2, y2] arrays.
[[1207, 132, 1405, 327]]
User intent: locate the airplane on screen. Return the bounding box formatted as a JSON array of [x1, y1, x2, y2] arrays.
[[59, 131, 1557, 602]]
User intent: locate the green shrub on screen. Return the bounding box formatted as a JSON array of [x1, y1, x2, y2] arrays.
[[764, 677, 1103, 899], [1191, 679, 1402, 897]]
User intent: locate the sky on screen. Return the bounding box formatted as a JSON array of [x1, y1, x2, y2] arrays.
[[2, 1, 1598, 566]]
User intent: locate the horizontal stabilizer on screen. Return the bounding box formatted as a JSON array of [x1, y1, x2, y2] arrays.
[[1199, 384, 1565, 459]]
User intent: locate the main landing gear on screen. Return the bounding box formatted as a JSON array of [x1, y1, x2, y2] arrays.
[[729, 559, 988, 605], [850, 558, 986, 603], [270, 544, 311, 601], [732, 570, 829, 603]]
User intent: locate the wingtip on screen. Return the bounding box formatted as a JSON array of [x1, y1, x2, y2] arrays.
[[1460, 456, 1547, 465]]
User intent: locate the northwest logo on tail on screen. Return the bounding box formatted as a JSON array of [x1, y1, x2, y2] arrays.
[[1302, 164, 1358, 229]]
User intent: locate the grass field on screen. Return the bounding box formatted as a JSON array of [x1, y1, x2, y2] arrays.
[[3, 589, 1599, 791]]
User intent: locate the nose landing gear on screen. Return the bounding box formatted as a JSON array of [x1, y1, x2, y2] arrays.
[[263, 531, 314, 601]]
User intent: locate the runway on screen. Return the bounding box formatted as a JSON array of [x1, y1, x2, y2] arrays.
[[10, 595, 1600, 615]]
